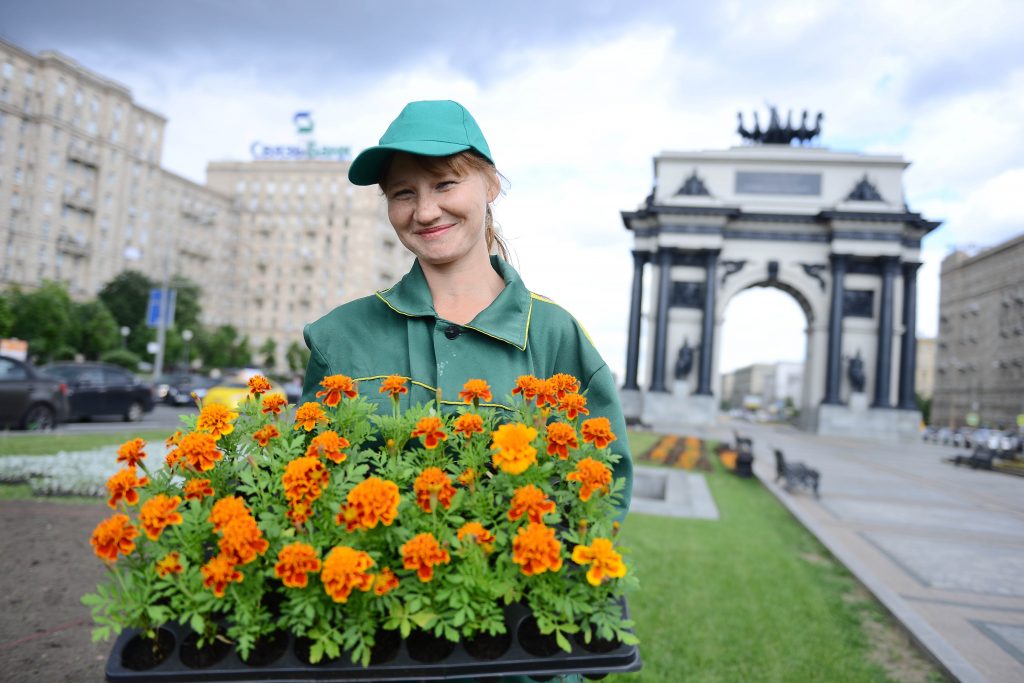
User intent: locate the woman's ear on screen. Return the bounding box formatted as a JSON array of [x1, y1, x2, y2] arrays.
[[487, 171, 501, 203]]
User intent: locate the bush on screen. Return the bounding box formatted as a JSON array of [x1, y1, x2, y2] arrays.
[[100, 349, 143, 371]]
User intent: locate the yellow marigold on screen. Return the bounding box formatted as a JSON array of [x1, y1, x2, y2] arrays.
[[294, 402, 329, 431], [209, 496, 252, 533], [165, 430, 183, 449], [413, 467, 456, 513], [453, 413, 484, 439], [571, 538, 627, 586], [155, 551, 183, 578], [545, 422, 579, 459], [274, 542, 321, 588], [316, 374, 358, 407], [253, 424, 280, 447], [106, 467, 148, 508], [283, 456, 330, 525], [581, 417, 617, 449], [139, 494, 183, 541], [401, 532, 450, 582], [379, 375, 408, 399], [321, 546, 375, 602], [177, 431, 222, 472], [549, 373, 580, 399], [508, 484, 556, 524], [511, 375, 542, 403], [197, 403, 239, 439], [490, 423, 538, 475], [338, 477, 400, 531], [306, 430, 350, 464], [372, 567, 399, 596], [115, 438, 146, 468], [184, 478, 214, 501], [512, 522, 563, 576], [567, 457, 612, 502], [557, 392, 589, 420], [459, 378, 492, 404], [202, 553, 243, 597], [411, 416, 447, 449], [535, 379, 558, 408], [456, 467, 476, 487], [457, 521, 495, 553], [261, 393, 288, 415], [218, 514, 270, 565], [248, 374, 272, 395], [90, 514, 138, 562]]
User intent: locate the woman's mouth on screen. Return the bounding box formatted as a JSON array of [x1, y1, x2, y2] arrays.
[[416, 224, 454, 238]]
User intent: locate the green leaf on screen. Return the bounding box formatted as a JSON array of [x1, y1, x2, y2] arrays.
[[410, 610, 437, 629], [309, 641, 324, 663], [555, 630, 572, 653], [189, 613, 205, 633]]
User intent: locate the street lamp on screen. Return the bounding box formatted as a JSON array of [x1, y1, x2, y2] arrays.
[[182, 329, 193, 370], [120, 326, 130, 350]]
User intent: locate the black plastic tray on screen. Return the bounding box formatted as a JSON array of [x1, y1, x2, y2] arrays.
[[104, 601, 641, 681]]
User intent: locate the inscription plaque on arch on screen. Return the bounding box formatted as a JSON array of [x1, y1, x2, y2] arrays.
[[735, 171, 822, 196]]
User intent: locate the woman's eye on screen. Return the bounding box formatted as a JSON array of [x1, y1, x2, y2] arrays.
[[389, 189, 413, 200], [437, 180, 458, 190]]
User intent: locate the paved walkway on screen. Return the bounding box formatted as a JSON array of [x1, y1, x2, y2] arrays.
[[712, 421, 1024, 683]]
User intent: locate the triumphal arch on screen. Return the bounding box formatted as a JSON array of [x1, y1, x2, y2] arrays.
[[620, 109, 939, 440]]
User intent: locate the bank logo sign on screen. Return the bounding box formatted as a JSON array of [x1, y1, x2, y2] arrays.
[[251, 111, 350, 162]]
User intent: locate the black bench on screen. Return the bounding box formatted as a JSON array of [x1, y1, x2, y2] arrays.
[[732, 430, 755, 479], [773, 448, 820, 497]]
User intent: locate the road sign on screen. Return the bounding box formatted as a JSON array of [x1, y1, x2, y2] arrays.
[[146, 289, 177, 328]]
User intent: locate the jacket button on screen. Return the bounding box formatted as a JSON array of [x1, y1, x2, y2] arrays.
[[444, 325, 461, 340]]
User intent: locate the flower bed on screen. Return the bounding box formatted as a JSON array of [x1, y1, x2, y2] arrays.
[[84, 373, 639, 679]]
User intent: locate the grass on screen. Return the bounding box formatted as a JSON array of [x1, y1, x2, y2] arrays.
[[626, 430, 662, 459], [0, 429, 170, 456]]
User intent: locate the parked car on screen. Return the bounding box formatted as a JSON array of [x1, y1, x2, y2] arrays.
[[203, 371, 284, 410], [39, 362, 156, 422], [0, 355, 70, 430], [155, 373, 217, 406]]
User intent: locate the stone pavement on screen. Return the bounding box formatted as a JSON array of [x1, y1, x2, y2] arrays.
[[714, 421, 1024, 683]]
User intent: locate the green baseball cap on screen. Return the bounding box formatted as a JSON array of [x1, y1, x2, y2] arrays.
[[347, 100, 494, 186]]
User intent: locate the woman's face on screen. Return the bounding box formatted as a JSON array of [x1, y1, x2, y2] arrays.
[[382, 152, 499, 268]]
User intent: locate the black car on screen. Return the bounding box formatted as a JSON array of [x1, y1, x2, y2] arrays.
[[0, 355, 70, 429], [39, 362, 156, 422], [155, 373, 216, 406]]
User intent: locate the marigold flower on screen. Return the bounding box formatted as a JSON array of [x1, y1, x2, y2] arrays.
[[401, 532, 450, 582], [557, 392, 589, 420], [581, 417, 617, 449], [253, 424, 280, 447], [197, 403, 239, 439], [459, 378, 493, 404], [572, 538, 627, 586], [545, 422, 579, 459], [202, 553, 243, 597], [549, 373, 580, 398], [210, 496, 252, 532], [165, 448, 182, 470], [177, 431, 222, 472], [274, 542, 321, 588], [90, 514, 138, 562], [413, 467, 456, 513], [411, 415, 447, 449], [184, 478, 214, 501], [321, 546, 375, 602], [453, 413, 484, 439], [511, 375, 542, 403], [165, 430, 183, 449], [512, 523, 563, 576], [372, 567, 399, 596], [261, 393, 288, 415], [106, 467, 148, 508], [490, 423, 538, 475], [306, 430, 350, 464], [156, 551, 184, 578], [456, 467, 476, 487], [218, 513, 270, 565], [115, 438, 146, 469], [283, 456, 330, 525], [248, 374, 272, 395], [567, 457, 613, 502], [139, 494, 183, 541], [338, 477, 400, 531], [535, 379, 558, 408], [316, 374, 358, 407], [293, 402, 328, 432], [508, 484, 556, 524], [457, 521, 495, 553], [379, 375, 409, 399]]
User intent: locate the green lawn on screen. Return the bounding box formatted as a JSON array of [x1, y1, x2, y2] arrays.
[[0, 429, 170, 456]]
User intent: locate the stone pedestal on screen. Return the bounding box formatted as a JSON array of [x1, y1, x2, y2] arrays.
[[849, 392, 869, 413], [619, 388, 643, 424], [642, 391, 717, 431], [816, 404, 921, 443]]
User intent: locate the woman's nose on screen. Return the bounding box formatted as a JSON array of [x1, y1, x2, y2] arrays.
[[413, 196, 442, 224]]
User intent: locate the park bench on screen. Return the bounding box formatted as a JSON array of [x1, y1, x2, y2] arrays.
[[773, 448, 820, 497], [731, 430, 755, 478]]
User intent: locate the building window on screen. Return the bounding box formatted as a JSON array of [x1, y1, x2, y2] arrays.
[[2, 62, 12, 79], [74, 88, 83, 106]]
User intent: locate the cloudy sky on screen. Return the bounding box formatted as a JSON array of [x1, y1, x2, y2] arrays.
[[3, 0, 1022, 377]]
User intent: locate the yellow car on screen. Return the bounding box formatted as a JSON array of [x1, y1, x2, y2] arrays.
[[202, 375, 285, 410]]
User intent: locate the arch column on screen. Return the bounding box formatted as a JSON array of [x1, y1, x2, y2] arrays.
[[823, 253, 848, 405], [898, 262, 921, 409], [873, 256, 899, 408], [696, 249, 719, 396], [623, 250, 648, 391], [649, 248, 673, 393]]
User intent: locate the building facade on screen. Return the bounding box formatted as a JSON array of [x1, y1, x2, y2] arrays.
[[932, 234, 1024, 428], [915, 337, 936, 400]]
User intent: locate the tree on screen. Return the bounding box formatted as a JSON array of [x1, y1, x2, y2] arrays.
[[259, 337, 277, 369], [916, 393, 932, 425], [286, 340, 309, 373], [0, 293, 14, 337], [168, 274, 203, 330], [98, 270, 155, 330], [10, 281, 77, 362], [73, 300, 119, 359]]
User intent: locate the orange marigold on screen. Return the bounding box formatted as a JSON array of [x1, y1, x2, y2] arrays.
[[139, 494, 183, 541], [567, 457, 612, 502], [511, 522, 563, 576], [177, 431, 222, 472], [459, 378, 492, 404], [218, 513, 270, 565], [261, 393, 288, 415], [379, 375, 408, 399], [116, 438, 146, 468], [401, 532, 450, 582], [490, 423, 538, 475], [209, 496, 252, 532], [571, 537, 627, 586], [338, 477, 400, 531], [248, 374, 272, 395], [581, 417, 617, 449], [253, 424, 280, 447], [372, 567, 399, 596], [274, 542, 321, 588], [202, 553, 243, 597], [106, 467, 148, 508], [413, 467, 456, 513], [184, 478, 214, 501], [549, 373, 581, 398], [321, 546, 375, 602], [282, 456, 330, 524], [155, 551, 183, 578], [316, 374, 358, 407], [457, 521, 495, 553], [411, 416, 447, 449], [90, 514, 138, 562], [293, 402, 328, 432], [508, 484, 556, 524], [535, 379, 558, 408], [456, 467, 476, 487], [305, 430, 350, 464], [557, 392, 589, 420], [197, 403, 239, 439], [453, 413, 484, 439], [165, 430, 183, 449], [511, 375, 542, 403], [545, 422, 579, 459]]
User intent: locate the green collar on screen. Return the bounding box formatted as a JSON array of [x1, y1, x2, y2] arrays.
[[376, 256, 533, 350]]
